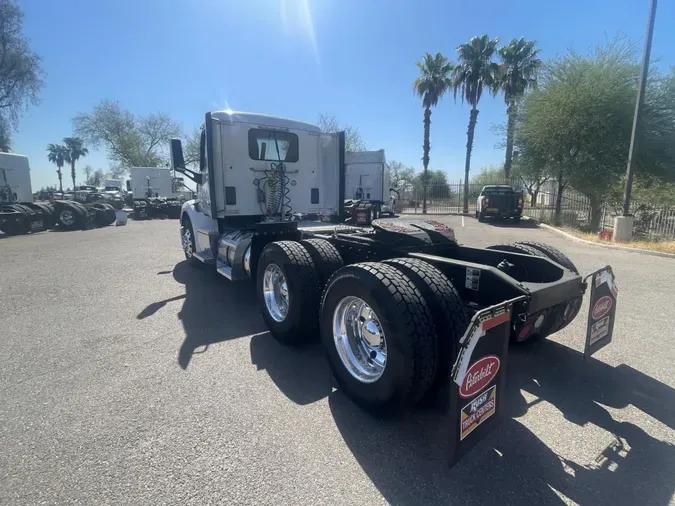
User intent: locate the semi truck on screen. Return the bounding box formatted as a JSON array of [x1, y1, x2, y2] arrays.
[[127, 167, 194, 219], [0, 153, 117, 235], [170, 110, 618, 466], [343, 150, 398, 224]]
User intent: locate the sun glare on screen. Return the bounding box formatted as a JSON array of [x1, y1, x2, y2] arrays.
[[281, 0, 320, 64]]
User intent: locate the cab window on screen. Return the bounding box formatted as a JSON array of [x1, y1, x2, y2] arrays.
[[248, 129, 299, 162]]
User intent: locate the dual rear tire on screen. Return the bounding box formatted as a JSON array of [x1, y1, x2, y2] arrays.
[[256, 239, 468, 416]]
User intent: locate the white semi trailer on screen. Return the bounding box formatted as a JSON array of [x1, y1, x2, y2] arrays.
[[344, 149, 397, 219], [170, 110, 612, 469]]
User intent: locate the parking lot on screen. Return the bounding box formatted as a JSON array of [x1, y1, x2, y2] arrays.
[[1, 217, 674, 505]]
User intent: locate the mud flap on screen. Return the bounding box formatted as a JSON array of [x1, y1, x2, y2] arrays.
[[448, 296, 527, 467], [583, 265, 617, 359]]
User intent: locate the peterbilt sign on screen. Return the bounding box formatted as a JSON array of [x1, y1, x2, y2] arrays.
[[458, 355, 500, 398]]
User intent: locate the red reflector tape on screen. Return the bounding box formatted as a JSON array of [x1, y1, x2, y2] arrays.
[[481, 310, 511, 331]]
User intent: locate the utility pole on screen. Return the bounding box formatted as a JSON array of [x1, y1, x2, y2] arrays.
[[622, 0, 657, 216]]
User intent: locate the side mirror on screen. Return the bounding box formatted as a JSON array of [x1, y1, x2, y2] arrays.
[[126, 180, 132, 192], [170, 139, 185, 170], [170, 138, 203, 186]]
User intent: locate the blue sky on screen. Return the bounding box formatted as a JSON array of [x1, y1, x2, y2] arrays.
[[14, 0, 675, 190]]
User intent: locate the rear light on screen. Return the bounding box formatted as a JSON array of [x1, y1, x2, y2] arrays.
[[484, 196, 489, 205], [518, 196, 523, 208]]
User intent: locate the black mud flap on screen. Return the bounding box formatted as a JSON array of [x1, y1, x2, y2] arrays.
[[448, 296, 527, 467], [583, 265, 618, 359]]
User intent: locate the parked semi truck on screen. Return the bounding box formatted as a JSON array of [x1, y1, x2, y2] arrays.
[[127, 167, 194, 219], [0, 153, 117, 236], [170, 110, 618, 466], [343, 150, 398, 224]]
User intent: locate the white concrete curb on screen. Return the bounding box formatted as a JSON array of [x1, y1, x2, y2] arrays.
[[537, 222, 675, 259]]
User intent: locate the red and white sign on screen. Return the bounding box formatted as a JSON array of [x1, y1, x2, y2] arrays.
[[459, 355, 500, 398], [592, 296, 613, 320]]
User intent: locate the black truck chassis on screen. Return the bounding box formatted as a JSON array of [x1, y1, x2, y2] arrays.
[[186, 216, 617, 467]]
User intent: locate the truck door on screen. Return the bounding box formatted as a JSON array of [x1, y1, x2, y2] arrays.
[[319, 132, 345, 216]]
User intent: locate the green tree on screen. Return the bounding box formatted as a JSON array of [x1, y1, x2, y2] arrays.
[[0, 0, 44, 126], [317, 114, 366, 152], [414, 169, 451, 199], [46, 143, 68, 193], [73, 100, 180, 173], [452, 35, 500, 213], [515, 38, 675, 231], [413, 52, 454, 214], [471, 165, 509, 186], [63, 137, 88, 191], [497, 38, 541, 177], [389, 160, 416, 192]]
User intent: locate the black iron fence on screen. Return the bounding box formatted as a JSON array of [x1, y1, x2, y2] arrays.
[[398, 180, 675, 240]]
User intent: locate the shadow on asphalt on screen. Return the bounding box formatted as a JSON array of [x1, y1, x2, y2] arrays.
[[480, 218, 539, 229], [139, 262, 674, 505], [250, 334, 335, 405], [137, 260, 267, 369], [327, 339, 675, 505]]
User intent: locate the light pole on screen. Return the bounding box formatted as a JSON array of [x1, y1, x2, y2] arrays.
[[622, 0, 657, 217], [615, 0, 657, 241]]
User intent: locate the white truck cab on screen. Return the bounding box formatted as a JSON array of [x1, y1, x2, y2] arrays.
[[344, 150, 397, 217], [0, 153, 32, 203], [171, 110, 345, 280]]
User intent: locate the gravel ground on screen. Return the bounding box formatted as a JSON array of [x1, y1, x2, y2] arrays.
[[1, 217, 673, 506]]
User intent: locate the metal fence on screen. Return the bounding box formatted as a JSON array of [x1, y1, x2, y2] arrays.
[[398, 181, 675, 240], [398, 180, 519, 215]]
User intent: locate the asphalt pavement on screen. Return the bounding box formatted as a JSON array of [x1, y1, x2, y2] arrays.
[[1, 216, 673, 505]]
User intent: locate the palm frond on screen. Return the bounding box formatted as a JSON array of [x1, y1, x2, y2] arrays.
[[452, 35, 500, 107], [413, 52, 454, 109]]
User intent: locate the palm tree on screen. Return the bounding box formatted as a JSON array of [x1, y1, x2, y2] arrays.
[[63, 137, 89, 192], [452, 35, 500, 213], [413, 52, 454, 214], [47, 143, 68, 193], [497, 38, 541, 178]]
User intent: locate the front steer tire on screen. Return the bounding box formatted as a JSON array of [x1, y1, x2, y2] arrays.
[[320, 262, 437, 416], [180, 216, 202, 267], [257, 241, 320, 346]]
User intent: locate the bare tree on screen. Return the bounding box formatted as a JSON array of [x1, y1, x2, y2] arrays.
[[182, 127, 202, 169], [83, 165, 105, 186], [0, 116, 10, 152], [317, 114, 366, 152], [73, 100, 180, 174], [0, 0, 44, 125]]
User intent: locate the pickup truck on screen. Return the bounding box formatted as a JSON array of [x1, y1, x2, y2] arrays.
[[476, 185, 524, 223]]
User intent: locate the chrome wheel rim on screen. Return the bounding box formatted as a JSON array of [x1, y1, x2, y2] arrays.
[[182, 228, 193, 258], [333, 296, 386, 383], [263, 263, 289, 322], [60, 210, 75, 226]]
